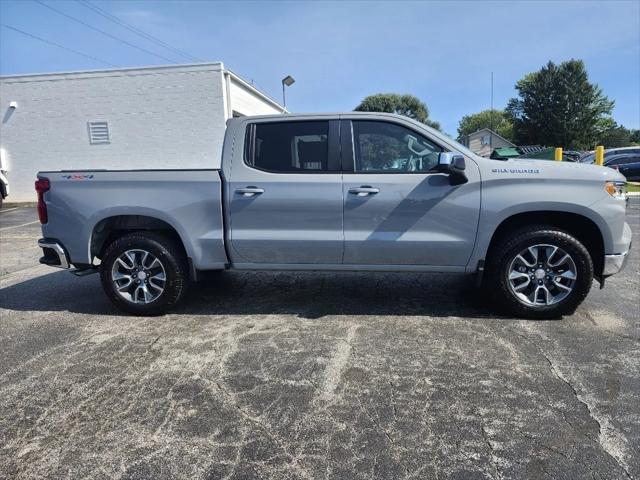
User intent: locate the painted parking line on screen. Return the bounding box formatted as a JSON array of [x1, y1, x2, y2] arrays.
[[0, 220, 40, 231], [0, 207, 19, 214]]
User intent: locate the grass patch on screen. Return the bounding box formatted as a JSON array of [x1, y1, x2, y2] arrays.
[[627, 183, 640, 193]]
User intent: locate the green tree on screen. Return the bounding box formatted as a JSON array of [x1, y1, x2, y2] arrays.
[[506, 59, 614, 150], [597, 122, 633, 148], [355, 93, 441, 130], [456, 109, 514, 142]]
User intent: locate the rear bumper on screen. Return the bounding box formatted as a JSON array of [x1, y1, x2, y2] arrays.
[[38, 238, 70, 269]]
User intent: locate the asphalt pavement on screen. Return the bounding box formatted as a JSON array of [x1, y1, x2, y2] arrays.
[[1, 202, 639, 480]]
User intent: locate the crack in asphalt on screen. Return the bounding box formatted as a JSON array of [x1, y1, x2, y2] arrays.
[[511, 328, 635, 480], [479, 424, 502, 480], [214, 380, 314, 480], [354, 394, 411, 478]]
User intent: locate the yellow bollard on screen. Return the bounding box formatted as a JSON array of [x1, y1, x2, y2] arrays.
[[554, 147, 563, 161], [595, 146, 605, 166]]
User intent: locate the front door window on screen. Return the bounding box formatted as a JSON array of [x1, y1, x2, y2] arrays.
[[352, 121, 443, 173]]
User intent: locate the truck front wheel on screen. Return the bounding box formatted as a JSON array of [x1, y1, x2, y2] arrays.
[[100, 232, 188, 316], [485, 226, 593, 319]]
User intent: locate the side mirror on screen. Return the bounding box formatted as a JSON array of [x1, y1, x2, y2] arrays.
[[437, 151, 468, 185]]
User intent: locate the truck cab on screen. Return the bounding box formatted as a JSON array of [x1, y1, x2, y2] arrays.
[[224, 114, 480, 270]]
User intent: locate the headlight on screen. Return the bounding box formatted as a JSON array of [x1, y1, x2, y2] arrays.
[[605, 181, 627, 200]]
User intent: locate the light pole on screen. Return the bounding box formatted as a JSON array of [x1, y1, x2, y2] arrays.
[[281, 75, 295, 109], [490, 71, 494, 150]]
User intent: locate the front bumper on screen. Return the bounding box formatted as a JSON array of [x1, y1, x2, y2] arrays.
[[38, 238, 70, 269], [602, 219, 632, 277], [603, 246, 631, 276]]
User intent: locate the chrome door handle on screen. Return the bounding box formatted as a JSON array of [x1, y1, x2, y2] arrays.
[[236, 186, 264, 197], [349, 186, 380, 196]]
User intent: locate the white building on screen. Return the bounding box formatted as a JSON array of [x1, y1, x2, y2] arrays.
[[459, 128, 515, 157], [0, 62, 285, 202]]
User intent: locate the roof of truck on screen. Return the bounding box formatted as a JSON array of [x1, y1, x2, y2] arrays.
[[228, 112, 481, 160], [232, 111, 426, 120]]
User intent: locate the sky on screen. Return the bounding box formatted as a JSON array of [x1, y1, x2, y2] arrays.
[[1, 0, 639, 136]]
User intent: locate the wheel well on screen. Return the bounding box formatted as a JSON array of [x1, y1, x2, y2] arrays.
[[91, 215, 187, 261], [487, 211, 605, 276]]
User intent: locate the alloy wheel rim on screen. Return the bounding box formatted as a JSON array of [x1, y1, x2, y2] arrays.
[[507, 244, 577, 307], [111, 249, 166, 304]]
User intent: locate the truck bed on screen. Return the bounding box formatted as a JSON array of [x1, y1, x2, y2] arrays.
[[37, 169, 228, 271]]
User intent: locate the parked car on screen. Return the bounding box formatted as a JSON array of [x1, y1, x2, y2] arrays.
[[603, 154, 640, 181], [35, 113, 632, 319], [580, 146, 640, 164], [607, 147, 640, 156]]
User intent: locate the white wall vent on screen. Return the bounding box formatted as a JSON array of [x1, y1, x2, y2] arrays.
[[87, 121, 110, 145]]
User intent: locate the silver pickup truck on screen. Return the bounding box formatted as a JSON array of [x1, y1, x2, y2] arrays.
[[36, 113, 631, 318]]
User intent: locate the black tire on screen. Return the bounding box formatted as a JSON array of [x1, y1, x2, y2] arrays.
[[99, 232, 188, 316], [484, 225, 593, 319]]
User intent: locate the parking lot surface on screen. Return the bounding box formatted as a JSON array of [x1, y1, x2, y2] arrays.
[[1, 203, 639, 480]]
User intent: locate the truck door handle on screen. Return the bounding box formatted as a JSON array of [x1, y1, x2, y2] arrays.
[[349, 186, 380, 196], [235, 186, 264, 197]]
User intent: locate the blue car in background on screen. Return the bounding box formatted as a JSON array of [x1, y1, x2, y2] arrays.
[[580, 146, 640, 163], [580, 147, 640, 181], [603, 154, 640, 181]]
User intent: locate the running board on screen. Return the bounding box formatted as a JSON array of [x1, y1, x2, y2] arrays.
[[70, 267, 99, 277]]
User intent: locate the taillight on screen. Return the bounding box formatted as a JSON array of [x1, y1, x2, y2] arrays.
[[35, 178, 50, 224]]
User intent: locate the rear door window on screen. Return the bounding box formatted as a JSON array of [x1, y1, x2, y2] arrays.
[[246, 121, 329, 173]]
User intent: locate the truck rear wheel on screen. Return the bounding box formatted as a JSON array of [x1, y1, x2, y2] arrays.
[[485, 225, 593, 319], [100, 232, 188, 316]]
